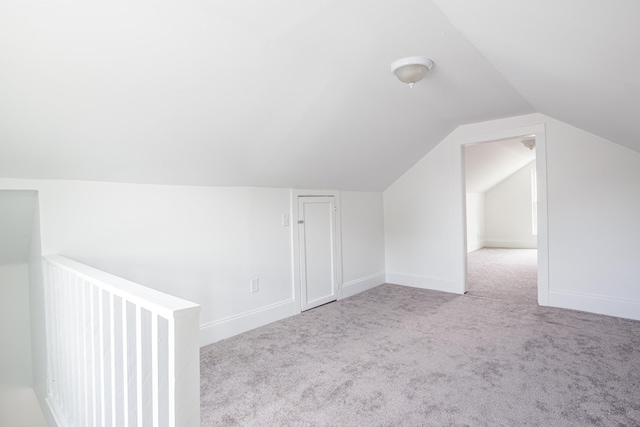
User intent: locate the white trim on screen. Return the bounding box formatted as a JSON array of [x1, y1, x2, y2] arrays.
[[484, 240, 537, 249], [458, 145, 469, 293], [341, 272, 385, 299], [43, 256, 200, 427], [290, 189, 343, 313], [385, 272, 456, 293], [454, 124, 549, 305], [549, 289, 640, 321], [45, 396, 67, 427], [535, 129, 550, 306], [44, 255, 199, 316], [199, 299, 296, 347]]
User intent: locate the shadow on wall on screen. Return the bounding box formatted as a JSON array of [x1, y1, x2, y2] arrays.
[[0, 190, 46, 425]]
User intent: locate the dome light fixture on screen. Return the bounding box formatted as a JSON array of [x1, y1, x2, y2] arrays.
[[521, 138, 536, 151], [390, 56, 434, 88]]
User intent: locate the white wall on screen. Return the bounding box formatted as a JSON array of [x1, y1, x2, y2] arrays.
[[35, 182, 294, 343], [484, 160, 537, 249], [385, 113, 640, 321], [340, 191, 386, 297], [39, 181, 295, 346], [465, 193, 485, 252], [27, 196, 49, 424], [384, 140, 459, 292], [0, 179, 385, 349], [0, 191, 47, 424], [0, 264, 33, 387]]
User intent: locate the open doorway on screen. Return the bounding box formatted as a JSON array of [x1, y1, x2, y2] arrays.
[[462, 137, 538, 302]]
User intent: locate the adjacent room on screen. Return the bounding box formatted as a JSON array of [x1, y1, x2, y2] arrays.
[[1, 1, 639, 426], [464, 138, 538, 302]]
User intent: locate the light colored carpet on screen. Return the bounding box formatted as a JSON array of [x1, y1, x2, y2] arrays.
[[466, 248, 538, 302], [200, 255, 640, 426]]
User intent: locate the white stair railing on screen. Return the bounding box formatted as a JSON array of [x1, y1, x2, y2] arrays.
[[43, 255, 200, 427]]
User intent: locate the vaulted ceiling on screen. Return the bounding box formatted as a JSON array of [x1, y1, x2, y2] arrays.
[[0, 1, 637, 191], [433, 0, 640, 154], [465, 138, 536, 194]]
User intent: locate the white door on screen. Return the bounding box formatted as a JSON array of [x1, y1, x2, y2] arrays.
[[298, 196, 338, 311]]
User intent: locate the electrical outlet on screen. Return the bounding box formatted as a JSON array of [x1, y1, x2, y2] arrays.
[[250, 278, 259, 293]]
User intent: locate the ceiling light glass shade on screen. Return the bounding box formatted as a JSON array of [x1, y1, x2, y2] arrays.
[[391, 57, 434, 87]]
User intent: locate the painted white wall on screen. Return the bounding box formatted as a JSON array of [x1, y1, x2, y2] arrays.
[[340, 191, 385, 298], [35, 181, 295, 346], [0, 264, 33, 386], [384, 140, 459, 292], [27, 195, 50, 424], [465, 193, 485, 252], [0, 191, 48, 423], [0, 191, 37, 264], [543, 118, 640, 316], [385, 113, 640, 320], [0, 179, 386, 349], [485, 160, 537, 249]]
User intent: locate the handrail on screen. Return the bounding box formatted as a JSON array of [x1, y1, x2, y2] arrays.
[[43, 255, 200, 427], [45, 255, 198, 317]]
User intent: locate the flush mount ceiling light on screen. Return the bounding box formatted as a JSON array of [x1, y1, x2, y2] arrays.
[[390, 56, 434, 87], [521, 138, 536, 151]]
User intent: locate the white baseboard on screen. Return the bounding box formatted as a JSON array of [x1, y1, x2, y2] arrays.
[[341, 272, 385, 299], [199, 299, 296, 347], [549, 289, 640, 321], [385, 272, 457, 294], [485, 239, 537, 249], [45, 397, 66, 427]]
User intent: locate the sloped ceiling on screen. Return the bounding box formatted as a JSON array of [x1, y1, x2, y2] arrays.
[[433, 0, 640, 154], [0, 1, 532, 191], [465, 139, 536, 193], [0, 1, 636, 191]]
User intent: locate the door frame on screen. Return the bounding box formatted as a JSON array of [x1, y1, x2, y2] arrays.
[[454, 124, 549, 306], [291, 189, 343, 314]]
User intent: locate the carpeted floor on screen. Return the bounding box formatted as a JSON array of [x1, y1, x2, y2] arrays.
[[466, 248, 538, 302], [200, 250, 640, 426]]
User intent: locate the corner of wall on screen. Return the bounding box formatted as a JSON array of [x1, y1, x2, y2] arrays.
[[549, 290, 640, 322], [341, 272, 385, 299], [27, 194, 47, 412], [385, 273, 459, 294], [199, 299, 296, 347]]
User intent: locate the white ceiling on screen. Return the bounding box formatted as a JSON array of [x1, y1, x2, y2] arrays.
[[0, 1, 636, 191], [433, 0, 640, 154], [465, 139, 536, 193]]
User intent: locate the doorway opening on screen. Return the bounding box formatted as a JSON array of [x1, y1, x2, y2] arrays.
[[460, 132, 547, 304]]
